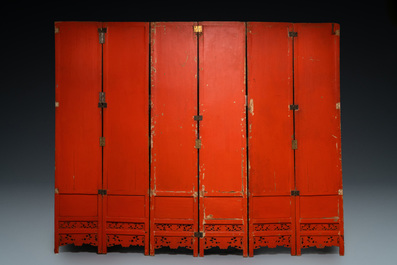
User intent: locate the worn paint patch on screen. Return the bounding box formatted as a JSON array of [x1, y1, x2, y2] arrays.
[[249, 99, 254, 115], [336, 102, 340, 109]]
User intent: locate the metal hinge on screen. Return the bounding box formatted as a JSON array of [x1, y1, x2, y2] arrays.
[[194, 25, 202, 33], [100, 137, 105, 147], [289, 104, 299, 110], [292, 139, 297, 150], [194, 115, 203, 121], [98, 28, 107, 44], [98, 92, 107, 108], [98, 189, 107, 195], [291, 190, 300, 196], [54, 26, 59, 34], [194, 232, 204, 238], [195, 139, 202, 149], [289, 31, 298, 37]]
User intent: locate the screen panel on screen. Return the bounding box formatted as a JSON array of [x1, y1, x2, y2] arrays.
[[247, 22, 295, 256], [102, 22, 150, 254], [150, 22, 199, 256], [198, 22, 247, 256]]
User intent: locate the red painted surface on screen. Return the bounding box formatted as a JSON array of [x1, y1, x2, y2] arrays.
[[54, 22, 103, 253], [102, 22, 149, 254], [150, 22, 199, 256], [198, 22, 247, 257], [55, 21, 344, 256], [247, 22, 296, 256], [294, 23, 344, 255]]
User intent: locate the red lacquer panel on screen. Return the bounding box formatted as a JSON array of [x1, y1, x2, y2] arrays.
[[247, 22, 295, 256], [150, 22, 199, 256], [293, 23, 344, 255], [102, 22, 150, 254], [54, 21, 103, 253], [198, 22, 247, 257]]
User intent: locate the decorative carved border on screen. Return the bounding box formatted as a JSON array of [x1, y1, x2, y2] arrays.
[[155, 223, 193, 232], [205, 224, 243, 232], [59, 221, 98, 229], [204, 236, 243, 250], [301, 236, 339, 248], [253, 236, 291, 249], [154, 236, 194, 250], [253, 223, 291, 232], [107, 222, 145, 230], [300, 223, 339, 231], [59, 233, 98, 246], [107, 235, 145, 247]]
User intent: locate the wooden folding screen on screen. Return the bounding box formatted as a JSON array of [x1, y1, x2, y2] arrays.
[[55, 22, 103, 253], [55, 22, 150, 254], [150, 22, 199, 256], [293, 23, 344, 255], [198, 22, 247, 256], [247, 22, 296, 256], [102, 22, 149, 254], [55, 21, 344, 256], [247, 22, 344, 256]]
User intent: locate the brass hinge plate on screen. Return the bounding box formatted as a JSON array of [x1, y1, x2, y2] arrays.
[[100, 137, 105, 147], [195, 139, 202, 149], [98, 92, 107, 108], [194, 25, 202, 33], [98, 28, 107, 44], [194, 115, 203, 121], [292, 139, 297, 150]]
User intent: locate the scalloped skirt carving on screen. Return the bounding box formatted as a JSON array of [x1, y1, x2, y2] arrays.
[[154, 236, 194, 250], [204, 236, 243, 250], [59, 233, 98, 247], [107, 235, 145, 247]]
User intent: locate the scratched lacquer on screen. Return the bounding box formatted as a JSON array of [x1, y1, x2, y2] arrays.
[[55, 21, 344, 257], [247, 22, 296, 256], [102, 22, 150, 254], [198, 22, 248, 257], [150, 22, 199, 256], [294, 23, 344, 255]]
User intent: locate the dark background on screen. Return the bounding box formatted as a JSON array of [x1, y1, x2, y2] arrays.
[[1, 1, 396, 264]]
